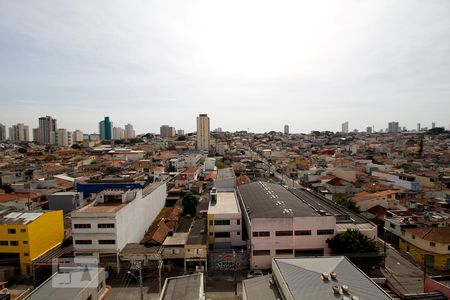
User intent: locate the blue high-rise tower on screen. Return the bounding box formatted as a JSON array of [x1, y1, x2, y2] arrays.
[[99, 116, 112, 140]]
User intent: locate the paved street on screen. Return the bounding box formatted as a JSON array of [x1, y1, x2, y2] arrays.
[[107, 286, 159, 300], [382, 241, 424, 295]]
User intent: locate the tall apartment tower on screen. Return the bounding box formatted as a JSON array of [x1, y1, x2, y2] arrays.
[[341, 121, 349, 133], [432, 122, 436, 129], [417, 123, 421, 131], [124, 123, 135, 139], [113, 127, 125, 140], [99, 117, 112, 140], [0, 123, 6, 141], [56, 128, 72, 147], [284, 125, 289, 135], [32, 128, 39, 142], [366, 126, 373, 134], [196, 114, 210, 152], [160, 125, 175, 138], [72, 130, 84, 143], [9, 123, 29, 143], [388, 121, 400, 133], [38, 116, 57, 144]]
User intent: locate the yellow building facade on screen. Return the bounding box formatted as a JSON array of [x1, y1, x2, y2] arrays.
[[0, 210, 64, 275], [400, 227, 450, 271]]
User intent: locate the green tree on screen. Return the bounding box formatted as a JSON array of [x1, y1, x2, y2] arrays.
[[215, 160, 228, 169], [17, 147, 28, 154], [176, 135, 186, 141], [427, 127, 446, 135], [71, 144, 81, 149], [181, 192, 199, 216], [334, 195, 360, 213], [1, 184, 13, 193], [327, 229, 378, 254]]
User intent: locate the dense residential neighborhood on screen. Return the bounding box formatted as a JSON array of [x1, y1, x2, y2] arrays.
[[0, 115, 449, 299]]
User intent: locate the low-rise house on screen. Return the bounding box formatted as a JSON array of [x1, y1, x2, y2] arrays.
[[353, 190, 398, 211], [184, 217, 207, 272], [400, 227, 450, 270]]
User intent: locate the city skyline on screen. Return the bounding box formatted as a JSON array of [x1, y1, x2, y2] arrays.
[[1, 1, 449, 133], [0, 115, 446, 137]]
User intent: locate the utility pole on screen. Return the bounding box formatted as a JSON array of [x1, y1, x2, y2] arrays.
[[423, 257, 427, 293], [139, 263, 143, 300], [233, 250, 237, 296]]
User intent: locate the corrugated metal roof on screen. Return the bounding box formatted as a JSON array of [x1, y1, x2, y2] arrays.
[[274, 257, 392, 300], [0, 211, 43, 225]]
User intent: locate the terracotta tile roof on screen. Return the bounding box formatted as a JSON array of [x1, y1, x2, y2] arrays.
[[326, 177, 346, 186], [353, 190, 397, 202], [405, 227, 450, 244], [176, 174, 188, 181], [183, 167, 198, 174], [0, 193, 40, 203], [53, 178, 74, 190], [236, 175, 251, 186], [204, 172, 217, 181]]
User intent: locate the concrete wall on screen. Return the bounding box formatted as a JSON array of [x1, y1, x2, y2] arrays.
[[424, 277, 450, 298], [116, 183, 166, 251], [250, 216, 335, 270]]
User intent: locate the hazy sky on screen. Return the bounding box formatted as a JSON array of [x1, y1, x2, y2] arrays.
[[1, 0, 449, 134]]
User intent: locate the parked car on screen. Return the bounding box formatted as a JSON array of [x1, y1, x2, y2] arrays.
[[247, 270, 264, 278]]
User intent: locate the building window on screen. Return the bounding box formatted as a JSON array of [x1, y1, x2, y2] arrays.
[[252, 231, 270, 237], [430, 242, 436, 247], [276, 231, 293, 236], [74, 224, 91, 229], [295, 230, 312, 236], [317, 229, 334, 235], [214, 220, 230, 226], [209, 232, 213, 236], [75, 240, 92, 245], [390, 223, 396, 229], [237, 220, 240, 225], [215, 232, 231, 238], [8, 229, 16, 234], [23, 241, 28, 245], [98, 240, 115, 245], [253, 250, 270, 256], [412, 235, 415, 239], [24, 253, 29, 257], [10, 241, 19, 246], [97, 224, 114, 229], [237, 231, 240, 236], [0, 241, 8, 246], [209, 220, 213, 226], [448, 245, 450, 251], [276, 249, 293, 255], [20, 229, 26, 233], [295, 248, 324, 257]]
